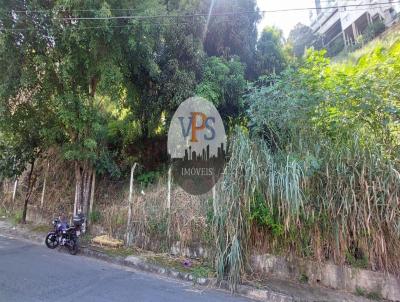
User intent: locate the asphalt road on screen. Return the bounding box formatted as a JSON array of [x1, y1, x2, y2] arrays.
[[0, 235, 252, 302]]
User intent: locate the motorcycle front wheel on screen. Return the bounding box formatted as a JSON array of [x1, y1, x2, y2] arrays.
[[68, 238, 79, 255], [45, 232, 59, 249]]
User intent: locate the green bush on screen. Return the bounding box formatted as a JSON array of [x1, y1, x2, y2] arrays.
[[355, 287, 382, 301], [0, 206, 7, 217], [148, 214, 168, 236], [12, 211, 22, 225], [364, 21, 386, 42], [136, 171, 160, 187], [249, 191, 283, 236], [345, 249, 369, 269], [89, 210, 101, 224], [328, 37, 344, 56], [299, 273, 309, 283]]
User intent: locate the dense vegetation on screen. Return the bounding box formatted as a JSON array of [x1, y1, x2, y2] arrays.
[[0, 0, 263, 222], [0, 0, 399, 290], [216, 41, 400, 287]]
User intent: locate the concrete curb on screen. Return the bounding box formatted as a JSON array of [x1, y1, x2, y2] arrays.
[[0, 220, 371, 302], [80, 249, 295, 302], [85, 245, 307, 302]]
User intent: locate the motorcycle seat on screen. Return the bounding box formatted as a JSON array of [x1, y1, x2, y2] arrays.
[[63, 227, 75, 233]]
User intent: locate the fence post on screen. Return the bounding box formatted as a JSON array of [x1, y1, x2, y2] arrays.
[[167, 166, 172, 240], [126, 163, 138, 246], [167, 166, 171, 211], [212, 185, 217, 214], [12, 178, 18, 204], [40, 161, 50, 209], [88, 169, 96, 226], [73, 181, 78, 216]]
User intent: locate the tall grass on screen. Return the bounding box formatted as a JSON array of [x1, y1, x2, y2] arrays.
[[213, 130, 304, 290], [215, 40, 400, 289], [215, 129, 400, 290], [312, 140, 400, 270]]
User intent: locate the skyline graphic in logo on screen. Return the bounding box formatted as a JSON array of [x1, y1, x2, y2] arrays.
[[168, 96, 226, 195]]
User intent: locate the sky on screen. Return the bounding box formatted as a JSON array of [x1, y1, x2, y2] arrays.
[[257, 0, 317, 38]]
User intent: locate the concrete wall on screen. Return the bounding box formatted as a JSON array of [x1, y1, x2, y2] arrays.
[[251, 253, 400, 301], [170, 241, 209, 259]]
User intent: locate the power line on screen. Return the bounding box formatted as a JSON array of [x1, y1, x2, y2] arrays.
[[0, 0, 386, 14], [52, 1, 400, 20], [1, 1, 398, 32], [1, 1, 398, 20], [9, 8, 143, 13], [0, 22, 194, 32], [0, 16, 216, 32]]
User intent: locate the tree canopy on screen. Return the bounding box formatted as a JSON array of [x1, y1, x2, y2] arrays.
[[0, 0, 262, 218], [288, 23, 319, 57], [255, 26, 287, 76]]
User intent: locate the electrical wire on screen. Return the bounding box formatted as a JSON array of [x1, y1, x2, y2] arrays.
[[0, 0, 390, 14], [0, 1, 398, 32], [0, 0, 398, 19], [52, 1, 400, 20]]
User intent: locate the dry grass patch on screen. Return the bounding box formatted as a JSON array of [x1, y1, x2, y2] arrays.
[[92, 235, 124, 248]]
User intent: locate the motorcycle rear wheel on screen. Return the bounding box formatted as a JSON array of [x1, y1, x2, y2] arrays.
[[45, 232, 59, 249], [68, 238, 79, 255]]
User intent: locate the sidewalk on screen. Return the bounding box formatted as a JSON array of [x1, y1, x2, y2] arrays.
[[0, 218, 375, 302]]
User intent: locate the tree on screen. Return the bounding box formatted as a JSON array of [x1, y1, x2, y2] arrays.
[[0, 0, 58, 223], [120, 1, 204, 140], [0, 0, 262, 222], [48, 1, 125, 218], [255, 26, 287, 77], [200, 0, 261, 79], [288, 23, 319, 57], [196, 56, 246, 122]]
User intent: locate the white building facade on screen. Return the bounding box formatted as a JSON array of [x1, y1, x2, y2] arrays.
[[310, 0, 399, 50]]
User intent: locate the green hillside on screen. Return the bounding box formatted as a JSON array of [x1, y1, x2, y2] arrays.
[[335, 22, 400, 63]]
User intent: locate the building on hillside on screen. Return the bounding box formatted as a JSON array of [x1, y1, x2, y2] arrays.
[[309, 0, 399, 52]]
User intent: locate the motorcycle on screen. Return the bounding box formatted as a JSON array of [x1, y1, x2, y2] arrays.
[[45, 214, 85, 255]]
